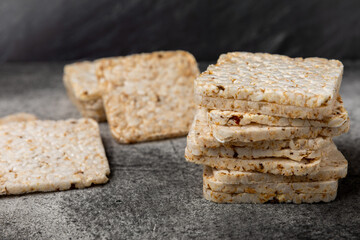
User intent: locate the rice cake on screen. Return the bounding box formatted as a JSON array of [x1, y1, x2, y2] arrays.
[[195, 95, 335, 120], [212, 143, 347, 184], [0, 113, 37, 125], [0, 118, 110, 195], [204, 167, 338, 194], [185, 148, 321, 176], [210, 114, 349, 143], [63, 61, 106, 122], [208, 95, 347, 127], [195, 52, 343, 109], [203, 187, 337, 204], [187, 121, 323, 161], [97, 51, 200, 143], [193, 109, 331, 150]]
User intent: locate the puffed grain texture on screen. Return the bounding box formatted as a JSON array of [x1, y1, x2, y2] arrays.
[[98, 51, 200, 143], [195, 52, 343, 108], [0, 118, 110, 195], [63, 61, 106, 122]]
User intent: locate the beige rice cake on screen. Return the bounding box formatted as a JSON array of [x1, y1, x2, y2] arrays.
[[203, 187, 337, 204], [196, 95, 335, 120], [195, 52, 343, 119], [185, 148, 321, 176], [97, 51, 200, 143], [63, 61, 106, 122], [187, 120, 323, 161], [204, 167, 338, 194], [0, 118, 110, 195], [208, 95, 348, 128], [212, 142, 347, 184], [209, 113, 349, 143], [194, 109, 332, 150], [0, 113, 37, 125]]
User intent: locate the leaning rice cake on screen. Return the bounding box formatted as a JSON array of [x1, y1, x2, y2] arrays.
[[97, 51, 200, 143], [63, 61, 106, 122]]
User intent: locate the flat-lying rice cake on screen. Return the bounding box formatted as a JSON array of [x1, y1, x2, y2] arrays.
[[203, 187, 337, 204], [208, 96, 347, 128], [0, 113, 37, 125], [196, 95, 335, 120], [185, 147, 321, 176], [204, 167, 338, 194], [208, 112, 349, 143], [63, 61, 106, 122], [96, 51, 200, 143], [0, 118, 110, 195], [194, 109, 331, 150], [187, 120, 324, 161], [195, 52, 343, 119], [212, 142, 347, 184]]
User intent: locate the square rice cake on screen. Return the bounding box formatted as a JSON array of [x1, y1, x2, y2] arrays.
[[193, 108, 332, 150], [204, 167, 338, 194], [187, 120, 324, 161], [195, 52, 343, 112], [97, 51, 200, 143], [0, 118, 110, 195], [203, 187, 337, 204], [185, 147, 321, 176], [63, 61, 106, 122], [212, 142, 347, 184], [208, 95, 348, 128], [195, 94, 335, 120], [207, 113, 349, 143], [0, 113, 37, 125]]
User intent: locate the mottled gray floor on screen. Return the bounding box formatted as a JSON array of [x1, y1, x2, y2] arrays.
[[0, 62, 359, 239]]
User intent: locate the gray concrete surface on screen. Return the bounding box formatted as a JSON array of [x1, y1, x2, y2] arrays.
[[0, 62, 359, 239]]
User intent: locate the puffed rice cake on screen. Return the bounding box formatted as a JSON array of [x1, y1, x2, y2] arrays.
[[0, 118, 110, 195], [208, 95, 347, 128], [203, 187, 337, 204], [96, 51, 200, 143], [63, 61, 106, 122], [212, 142, 347, 184], [195, 52, 343, 119]]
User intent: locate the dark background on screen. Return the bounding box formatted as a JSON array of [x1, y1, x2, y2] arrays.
[[1, 0, 360, 63]]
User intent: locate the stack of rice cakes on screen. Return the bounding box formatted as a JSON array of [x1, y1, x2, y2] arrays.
[[185, 52, 350, 204]]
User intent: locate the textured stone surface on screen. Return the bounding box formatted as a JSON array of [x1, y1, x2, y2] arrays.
[[0, 62, 359, 239], [1, 0, 360, 62]]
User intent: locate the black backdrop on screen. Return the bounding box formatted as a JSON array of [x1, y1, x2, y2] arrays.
[[1, 0, 360, 62]]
